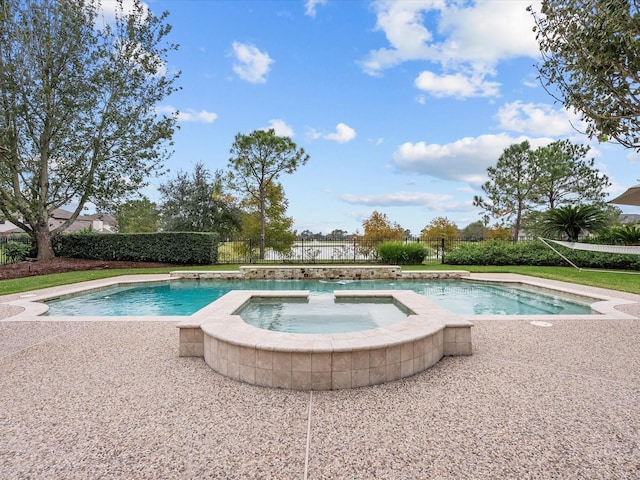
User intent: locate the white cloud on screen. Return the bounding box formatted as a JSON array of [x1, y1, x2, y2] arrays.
[[264, 119, 294, 137], [392, 133, 553, 185], [156, 105, 217, 123], [306, 128, 323, 140], [231, 41, 274, 84], [99, 0, 150, 23], [360, 0, 440, 75], [178, 109, 218, 123], [438, 1, 541, 65], [496, 101, 585, 136], [324, 123, 357, 143], [415, 70, 500, 98], [361, 0, 541, 98], [625, 151, 640, 164], [340, 192, 472, 210], [305, 0, 327, 18]]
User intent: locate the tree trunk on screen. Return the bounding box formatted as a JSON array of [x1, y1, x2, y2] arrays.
[[35, 225, 55, 261], [513, 209, 522, 243], [259, 189, 266, 260]]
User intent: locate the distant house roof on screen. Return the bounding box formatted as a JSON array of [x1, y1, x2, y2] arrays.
[[1, 208, 116, 235], [50, 208, 73, 220], [84, 212, 116, 224], [621, 214, 640, 224]]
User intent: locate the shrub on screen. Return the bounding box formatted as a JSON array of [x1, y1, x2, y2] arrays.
[[610, 224, 640, 245], [53, 232, 218, 264], [4, 241, 33, 262], [377, 241, 429, 265], [445, 239, 640, 270]]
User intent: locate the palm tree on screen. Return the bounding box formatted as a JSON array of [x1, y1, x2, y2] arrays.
[[540, 205, 609, 242], [611, 223, 640, 246]]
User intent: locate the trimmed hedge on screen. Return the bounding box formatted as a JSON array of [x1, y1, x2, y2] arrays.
[[377, 241, 429, 265], [445, 239, 640, 270], [53, 232, 218, 264]]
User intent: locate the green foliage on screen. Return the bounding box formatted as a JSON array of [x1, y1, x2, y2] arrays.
[[531, 1, 640, 149], [377, 241, 429, 265], [446, 239, 640, 270], [74, 225, 95, 235], [533, 140, 610, 208], [0, 0, 179, 260], [602, 223, 640, 245], [359, 211, 404, 258], [116, 198, 161, 233], [159, 163, 241, 237], [239, 182, 296, 253], [486, 223, 513, 240], [420, 217, 459, 250], [53, 233, 218, 264], [475, 139, 610, 240], [4, 241, 32, 262], [539, 205, 609, 241], [460, 221, 486, 241], [227, 129, 309, 259], [474, 141, 539, 241]]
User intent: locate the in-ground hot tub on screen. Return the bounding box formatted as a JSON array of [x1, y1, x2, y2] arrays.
[[178, 289, 473, 391], [237, 295, 411, 334]]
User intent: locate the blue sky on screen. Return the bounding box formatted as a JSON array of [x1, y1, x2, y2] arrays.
[[112, 0, 640, 235]]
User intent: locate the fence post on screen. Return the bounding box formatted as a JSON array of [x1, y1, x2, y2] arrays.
[[441, 237, 445, 264], [353, 237, 357, 263], [301, 238, 304, 263], [249, 239, 253, 263]]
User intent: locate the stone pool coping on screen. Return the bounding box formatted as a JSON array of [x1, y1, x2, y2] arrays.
[[0, 269, 638, 322], [178, 289, 473, 390]]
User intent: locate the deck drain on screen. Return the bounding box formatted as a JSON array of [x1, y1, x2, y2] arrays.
[[530, 321, 553, 327]]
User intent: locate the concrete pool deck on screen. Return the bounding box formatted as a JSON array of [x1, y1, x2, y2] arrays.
[[1, 273, 640, 478]]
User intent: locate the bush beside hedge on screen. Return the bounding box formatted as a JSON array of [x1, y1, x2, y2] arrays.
[[53, 232, 218, 264], [445, 239, 640, 270], [377, 241, 429, 265]]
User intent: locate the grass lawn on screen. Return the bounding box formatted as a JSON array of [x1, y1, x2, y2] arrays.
[[0, 263, 638, 296]]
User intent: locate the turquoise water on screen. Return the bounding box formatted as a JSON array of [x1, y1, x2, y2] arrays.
[[43, 279, 595, 316], [239, 297, 409, 333]]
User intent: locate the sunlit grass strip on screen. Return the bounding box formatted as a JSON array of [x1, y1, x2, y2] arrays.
[[403, 265, 640, 295]]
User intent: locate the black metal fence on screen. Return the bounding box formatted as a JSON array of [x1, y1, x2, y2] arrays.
[[0, 235, 33, 266], [0, 235, 463, 266], [216, 237, 461, 264]]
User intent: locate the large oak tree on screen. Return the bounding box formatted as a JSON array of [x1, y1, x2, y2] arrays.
[[530, 0, 640, 149], [0, 0, 179, 259]]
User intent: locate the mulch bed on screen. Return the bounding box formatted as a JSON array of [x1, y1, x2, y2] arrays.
[[0, 258, 180, 280]]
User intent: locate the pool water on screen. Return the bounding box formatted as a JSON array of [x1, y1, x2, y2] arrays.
[[43, 279, 595, 316], [238, 297, 409, 333]]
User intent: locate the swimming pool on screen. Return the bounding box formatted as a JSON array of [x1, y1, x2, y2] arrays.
[[44, 279, 595, 316]]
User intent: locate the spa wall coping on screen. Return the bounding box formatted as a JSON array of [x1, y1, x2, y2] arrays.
[[191, 290, 472, 353]]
